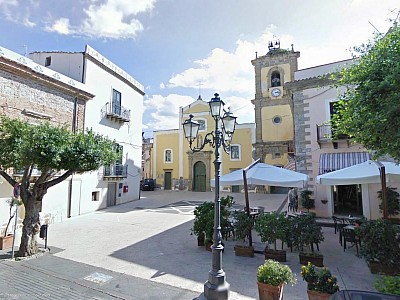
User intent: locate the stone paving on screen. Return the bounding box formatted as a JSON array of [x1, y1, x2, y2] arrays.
[[0, 190, 380, 299]]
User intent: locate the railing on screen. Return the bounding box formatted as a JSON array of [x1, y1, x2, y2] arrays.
[[317, 124, 349, 142], [104, 164, 127, 178], [101, 102, 130, 122]]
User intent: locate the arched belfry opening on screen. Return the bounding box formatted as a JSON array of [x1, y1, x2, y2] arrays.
[[271, 71, 281, 87]]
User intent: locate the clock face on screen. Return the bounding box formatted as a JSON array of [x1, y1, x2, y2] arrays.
[[271, 88, 281, 97]]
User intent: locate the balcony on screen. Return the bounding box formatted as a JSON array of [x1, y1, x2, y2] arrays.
[[101, 102, 130, 123], [103, 164, 127, 180], [317, 124, 350, 147]]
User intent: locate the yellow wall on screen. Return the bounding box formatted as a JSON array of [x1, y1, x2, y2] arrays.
[[260, 63, 291, 97], [261, 105, 293, 142], [185, 102, 210, 114], [154, 132, 179, 186], [153, 99, 255, 191], [221, 126, 253, 175]]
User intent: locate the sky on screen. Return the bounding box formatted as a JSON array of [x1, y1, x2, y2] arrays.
[[0, 0, 398, 138]]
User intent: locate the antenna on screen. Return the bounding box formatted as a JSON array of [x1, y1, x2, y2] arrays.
[[368, 21, 382, 35], [20, 45, 28, 57], [197, 81, 203, 100]]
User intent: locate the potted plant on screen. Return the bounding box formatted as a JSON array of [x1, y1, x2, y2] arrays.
[[191, 201, 214, 246], [292, 214, 325, 267], [191, 196, 234, 251], [255, 211, 290, 262], [257, 259, 296, 300], [358, 219, 400, 275], [232, 211, 254, 257], [0, 197, 21, 250], [300, 190, 314, 212], [301, 262, 340, 300]]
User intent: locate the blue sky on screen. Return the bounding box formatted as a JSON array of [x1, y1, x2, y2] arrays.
[[0, 0, 398, 138]]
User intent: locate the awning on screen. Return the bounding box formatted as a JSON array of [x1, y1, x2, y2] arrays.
[[319, 152, 371, 175]]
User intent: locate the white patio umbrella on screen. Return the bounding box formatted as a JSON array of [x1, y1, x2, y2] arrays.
[[316, 160, 400, 185], [210, 162, 308, 188]]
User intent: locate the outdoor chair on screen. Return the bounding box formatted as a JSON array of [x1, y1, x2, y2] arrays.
[[332, 216, 345, 234], [342, 228, 361, 256]]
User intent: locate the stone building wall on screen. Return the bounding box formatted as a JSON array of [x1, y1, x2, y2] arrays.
[[0, 68, 86, 130]]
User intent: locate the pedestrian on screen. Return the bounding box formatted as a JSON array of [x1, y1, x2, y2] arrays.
[[288, 188, 295, 212], [294, 188, 299, 212]]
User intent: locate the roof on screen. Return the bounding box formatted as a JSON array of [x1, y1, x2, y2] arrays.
[[0, 45, 94, 99]]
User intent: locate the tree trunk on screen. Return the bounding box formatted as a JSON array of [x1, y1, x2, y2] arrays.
[[17, 196, 42, 257]]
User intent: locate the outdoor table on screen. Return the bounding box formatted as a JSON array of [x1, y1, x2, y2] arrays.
[[343, 216, 363, 225]]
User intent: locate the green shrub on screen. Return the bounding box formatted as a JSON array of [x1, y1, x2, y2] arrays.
[[257, 259, 296, 286], [374, 276, 400, 295], [300, 190, 314, 211]]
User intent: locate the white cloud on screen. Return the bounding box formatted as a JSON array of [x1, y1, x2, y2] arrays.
[[45, 18, 70, 35], [23, 17, 36, 28], [143, 94, 195, 130], [42, 0, 156, 39], [0, 0, 18, 20], [167, 26, 294, 95], [79, 0, 156, 39]]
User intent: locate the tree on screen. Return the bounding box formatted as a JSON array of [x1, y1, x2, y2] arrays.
[[332, 25, 400, 160], [0, 115, 118, 257]]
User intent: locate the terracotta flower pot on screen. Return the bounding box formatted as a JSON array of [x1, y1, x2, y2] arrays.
[[257, 281, 283, 300], [307, 289, 332, 300]]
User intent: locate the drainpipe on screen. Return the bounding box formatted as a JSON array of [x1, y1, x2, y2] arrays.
[[67, 96, 78, 218]]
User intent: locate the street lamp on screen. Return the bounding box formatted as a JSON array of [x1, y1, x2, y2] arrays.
[[183, 93, 236, 300]]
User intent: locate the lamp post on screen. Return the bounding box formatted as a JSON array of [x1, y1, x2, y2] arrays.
[[183, 93, 236, 300]]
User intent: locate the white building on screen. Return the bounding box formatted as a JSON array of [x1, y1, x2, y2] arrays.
[[29, 45, 144, 218], [0, 45, 94, 232]]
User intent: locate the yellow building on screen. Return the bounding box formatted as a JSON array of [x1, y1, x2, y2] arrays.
[[152, 96, 255, 191]]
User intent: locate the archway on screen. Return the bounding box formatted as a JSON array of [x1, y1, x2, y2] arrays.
[[193, 161, 207, 192]]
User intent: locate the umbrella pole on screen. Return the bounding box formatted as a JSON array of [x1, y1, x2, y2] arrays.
[[374, 161, 388, 220], [243, 169, 252, 246]]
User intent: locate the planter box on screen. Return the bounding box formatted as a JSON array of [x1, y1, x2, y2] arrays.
[[368, 261, 400, 275], [307, 290, 332, 300], [0, 234, 14, 250], [257, 281, 283, 300], [234, 245, 254, 257], [299, 252, 324, 267], [264, 249, 286, 262]]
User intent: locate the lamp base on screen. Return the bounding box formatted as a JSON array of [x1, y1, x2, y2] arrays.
[[204, 277, 229, 300]]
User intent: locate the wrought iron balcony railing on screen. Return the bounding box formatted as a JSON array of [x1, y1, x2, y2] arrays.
[[101, 102, 130, 123], [104, 164, 127, 178], [316, 124, 350, 143]]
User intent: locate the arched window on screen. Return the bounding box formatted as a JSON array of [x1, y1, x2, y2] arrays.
[[271, 71, 281, 87]]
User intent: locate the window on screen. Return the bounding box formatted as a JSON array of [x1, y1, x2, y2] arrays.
[[92, 191, 99, 201], [112, 89, 122, 115], [272, 115, 282, 124], [271, 71, 281, 87], [230, 145, 241, 160], [45, 56, 51, 67], [164, 149, 172, 163]]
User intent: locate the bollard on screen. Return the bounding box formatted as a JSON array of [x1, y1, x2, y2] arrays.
[[39, 224, 48, 249]]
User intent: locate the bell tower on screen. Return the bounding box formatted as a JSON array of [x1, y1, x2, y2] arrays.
[[251, 41, 300, 167]]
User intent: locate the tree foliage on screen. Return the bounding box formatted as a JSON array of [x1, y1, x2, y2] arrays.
[[332, 26, 400, 160], [0, 115, 118, 256]]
